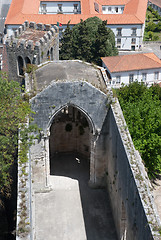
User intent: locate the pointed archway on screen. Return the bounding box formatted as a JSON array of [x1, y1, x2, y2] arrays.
[[49, 104, 94, 182]]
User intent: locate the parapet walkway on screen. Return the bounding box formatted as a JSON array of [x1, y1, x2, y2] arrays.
[[34, 153, 118, 240]]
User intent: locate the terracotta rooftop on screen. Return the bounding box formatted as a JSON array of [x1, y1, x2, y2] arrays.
[[102, 53, 161, 73], [5, 0, 148, 26]]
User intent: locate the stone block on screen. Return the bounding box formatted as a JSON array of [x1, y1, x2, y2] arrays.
[[37, 23, 45, 31], [35, 41, 41, 50], [24, 20, 29, 28], [47, 31, 52, 39], [45, 24, 51, 31], [20, 39, 25, 48], [53, 25, 59, 33], [18, 26, 23, 35], [29, 21, 36, 29], [22, 23, 26, 31], [43, 34, 48, 42], [50, 28, 55, 36], [39, 37, 45, 45], [27, 40, 34, 49]]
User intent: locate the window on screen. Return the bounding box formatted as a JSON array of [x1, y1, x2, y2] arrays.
[[129, 74, 134, 83], [154, 72, 159, 80], [102, 6, 106, 11], [108, 7, 111, 11], [94, 2, 99, 12], [131, 38, 136, 44], [74, 4, 78, 10], [121, 7, 124, 12], [41, 4, 47, 13], [58, 4, 62, 13], [131, 28, 137, 36], [116, 76, 121, 84], [131, 45, 135, 51], [115, 7, 118, 13], [142, 73, 147, 81], [73, 4, 78, 13], [117, 38, 121, 44], [117, 28, 122, 36]]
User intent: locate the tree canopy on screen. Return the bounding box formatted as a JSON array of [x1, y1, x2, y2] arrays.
[[0, 74, 35, 197], [60, 17, 118, 65], [116, 82, 161, 178]]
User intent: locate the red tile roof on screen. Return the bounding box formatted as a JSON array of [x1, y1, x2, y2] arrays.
[[102, 53, 161, 73], [5, 0, 148, 26]]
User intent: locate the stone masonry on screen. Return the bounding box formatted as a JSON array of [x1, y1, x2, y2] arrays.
[[15, 61, 161, 240], [5, 20, 59, 83]]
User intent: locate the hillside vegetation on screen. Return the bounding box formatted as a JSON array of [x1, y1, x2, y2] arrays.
[[116, 82, 161, 178], [144, 6, 161, 41]]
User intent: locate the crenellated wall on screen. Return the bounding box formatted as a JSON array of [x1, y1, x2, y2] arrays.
[[5, 20, 59, 83]]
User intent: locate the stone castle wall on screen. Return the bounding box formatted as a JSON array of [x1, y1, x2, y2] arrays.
[[5, 21, 59, 83]]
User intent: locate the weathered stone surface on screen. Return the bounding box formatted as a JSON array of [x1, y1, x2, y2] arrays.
[[18, 61, 161, 240], [6, 22, 59, 83]]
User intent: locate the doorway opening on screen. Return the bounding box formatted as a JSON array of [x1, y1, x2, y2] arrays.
[[17, 56, 24, 76], [49, 105, 93, 180]]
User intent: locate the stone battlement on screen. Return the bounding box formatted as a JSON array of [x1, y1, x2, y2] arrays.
[[5, 20, 59, 51], [5, 20, 59, 82]]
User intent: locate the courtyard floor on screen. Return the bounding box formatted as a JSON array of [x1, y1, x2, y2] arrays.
[[34, 153, 117, 240]]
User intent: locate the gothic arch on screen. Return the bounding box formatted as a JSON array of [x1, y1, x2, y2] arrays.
[[46, 104, 96, 185], [47, 103, 95, 134]]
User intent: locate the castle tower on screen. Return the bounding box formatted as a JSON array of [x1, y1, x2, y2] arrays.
[[5, 20, 59, 83]]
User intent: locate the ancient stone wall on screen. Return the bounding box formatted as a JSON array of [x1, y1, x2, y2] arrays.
[[18, 64, 161, 239], [30, 81, 110, 187], [5, 21, 59, 83], [105, 99, 161, 239]]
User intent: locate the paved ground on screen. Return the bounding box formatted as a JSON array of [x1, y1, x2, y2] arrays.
[[34, 153, 117, 240]]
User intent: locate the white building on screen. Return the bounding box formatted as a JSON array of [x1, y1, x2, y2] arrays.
[[102, 53, 161, 88], [5, 0, 148, 51]]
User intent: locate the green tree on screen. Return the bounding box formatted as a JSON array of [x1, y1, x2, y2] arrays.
[[72, 19, 92, 62], [94, 20, 118, 65], [60, 17, 118, 65], [59, 21, 73, 60], [116, 82, 161, 178], [145, 22, 156, 32], [0, 74, 36, 196]]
